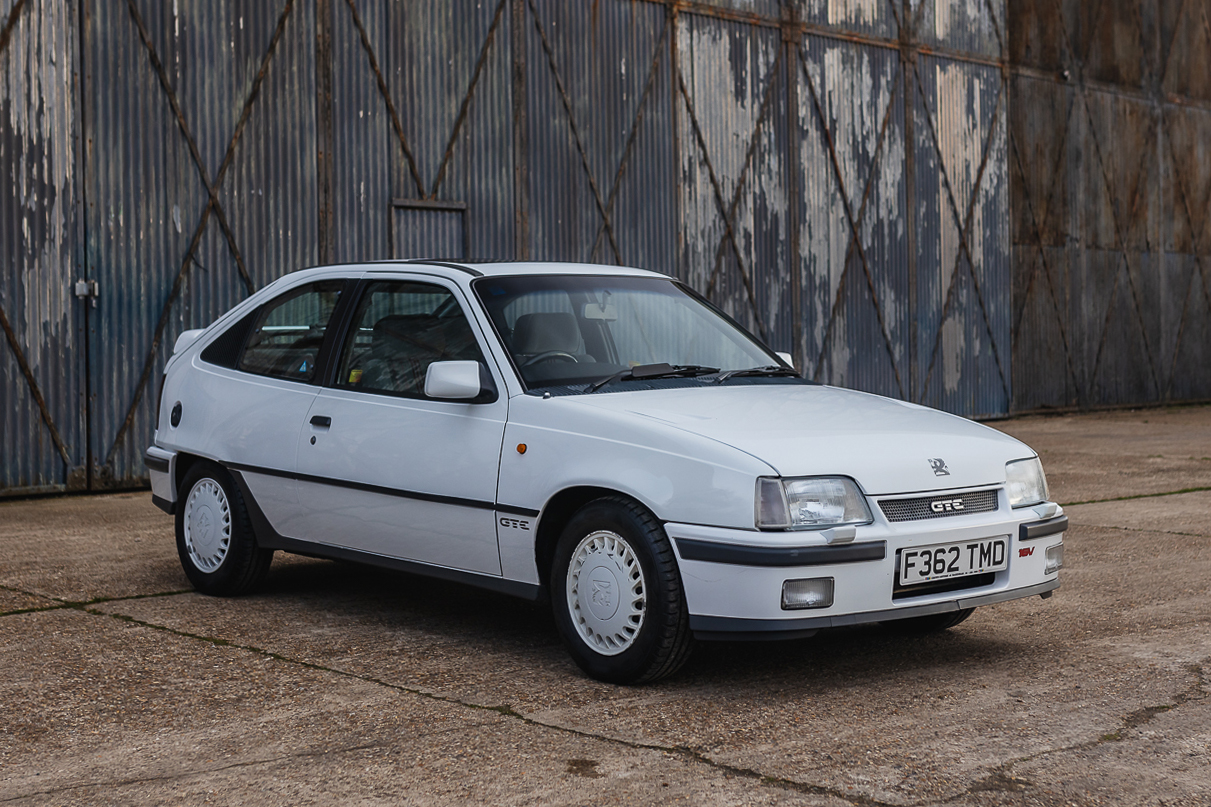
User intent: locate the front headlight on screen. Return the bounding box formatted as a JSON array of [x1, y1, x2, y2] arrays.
[[1005, 457, 1049, 508], [756, 476, 873, 530]]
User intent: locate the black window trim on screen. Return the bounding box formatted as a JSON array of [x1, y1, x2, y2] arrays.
[[322, 275, 500, 404], [199, 278, 357, 387]]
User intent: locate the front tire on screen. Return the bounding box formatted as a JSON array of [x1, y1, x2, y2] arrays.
[[551, 497, 694, 684], [176, 462, 272, 596]]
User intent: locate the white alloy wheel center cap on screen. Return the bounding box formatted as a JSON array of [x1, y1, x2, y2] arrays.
[[584, 563, 621, 621], [193, 506, 215, 549], [566, 530, 646, 656]]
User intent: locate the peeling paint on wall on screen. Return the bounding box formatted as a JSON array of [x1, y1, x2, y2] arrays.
[[1, 0, 82, 493]]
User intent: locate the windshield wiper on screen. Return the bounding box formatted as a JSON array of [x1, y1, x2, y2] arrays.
[[715, 365, 800, 383], [586, 363, 720, 393]]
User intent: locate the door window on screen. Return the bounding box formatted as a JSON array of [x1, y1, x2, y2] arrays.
[[237, 281, 344, 383], [336, 281, 486, 398]]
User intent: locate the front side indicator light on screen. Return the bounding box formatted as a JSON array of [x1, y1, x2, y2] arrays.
[[756, 476, 873, 530], [1045, 543, 1064, 574], [1006, 457, 1049, 508], [782, 577, 834, 610]]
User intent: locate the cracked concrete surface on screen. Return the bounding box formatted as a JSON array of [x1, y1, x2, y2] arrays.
[[1, 405, 1210, 805]]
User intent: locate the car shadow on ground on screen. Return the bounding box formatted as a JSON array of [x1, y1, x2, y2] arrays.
[[253, 553, 1034, 692]]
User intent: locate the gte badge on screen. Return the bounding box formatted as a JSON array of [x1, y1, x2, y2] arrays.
[[930, 498, 965, 513], [498, 516, 531, 531], [928, 457, 950, 476]]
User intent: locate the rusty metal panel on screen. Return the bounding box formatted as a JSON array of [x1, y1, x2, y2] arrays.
[[915, 0, 1006, 60], [1009, 0, 1211, 412], [388, 0, 516, 262], [1073, 0, 1153, 91], [675, 11, 785, 346], [1075, 89, 1163, 406], [1008, 73, 1079, 411], [912, 54, 1010, 417], [797, 33, 908, 400], [1007, 0, 1067, 72], [796, 0, 898, 40], [330, 0, 390, 263], [1162, 0, 1211, 102], [524, 0, 676, 271], [0, 0, 84, 495], [1158, 102, 1211, 402], [82, 0, 318, 488], [690, 0, 781, 19], [392, 203, 466, 260]]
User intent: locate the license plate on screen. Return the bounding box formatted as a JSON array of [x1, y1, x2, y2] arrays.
[[899, 537, 1008, 585]]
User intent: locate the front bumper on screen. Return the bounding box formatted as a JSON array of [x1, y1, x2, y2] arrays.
[[666, 504, 1066, 640]]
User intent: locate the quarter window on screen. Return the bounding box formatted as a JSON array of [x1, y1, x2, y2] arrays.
[[237, 281, 344, 383], [336, 281, 486, 398]]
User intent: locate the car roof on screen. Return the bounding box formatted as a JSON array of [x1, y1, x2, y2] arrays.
[[314, 260, 671, 280]]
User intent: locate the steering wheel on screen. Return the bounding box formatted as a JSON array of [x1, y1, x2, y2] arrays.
[[521, 351, 580, 367]]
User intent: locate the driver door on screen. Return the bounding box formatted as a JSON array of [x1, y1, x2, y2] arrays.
[[286, 276, 508, 575]]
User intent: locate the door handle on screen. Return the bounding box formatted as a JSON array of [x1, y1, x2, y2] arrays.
[[310, 415, 332, 428]]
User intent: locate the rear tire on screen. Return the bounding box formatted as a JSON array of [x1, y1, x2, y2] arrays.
[[882, 607, 974, 634], [551, 496, 694, 684], [176, 461, 272, 596]]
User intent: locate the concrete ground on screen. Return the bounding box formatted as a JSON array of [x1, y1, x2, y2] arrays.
[[1, 406, 1209, 806]]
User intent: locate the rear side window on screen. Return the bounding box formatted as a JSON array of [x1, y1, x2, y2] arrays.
[[336, 280, 486, 399], [237, 281, 344, 383]]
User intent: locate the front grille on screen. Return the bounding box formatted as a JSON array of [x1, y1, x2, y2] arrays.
[[879, 488, 999, 523]]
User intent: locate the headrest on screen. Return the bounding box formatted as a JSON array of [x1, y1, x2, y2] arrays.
[[512, 312, 582, 354]]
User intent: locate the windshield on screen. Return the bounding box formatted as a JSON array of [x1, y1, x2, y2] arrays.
[[473, 275, 785, 391]]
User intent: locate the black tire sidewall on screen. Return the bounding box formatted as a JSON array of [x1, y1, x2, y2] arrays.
[[551, 498, 682, 684], [175, 462, 258, 595]]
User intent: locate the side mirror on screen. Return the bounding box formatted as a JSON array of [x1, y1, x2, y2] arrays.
[[775, 351, 796, 371], [425, 361, 489, 400]]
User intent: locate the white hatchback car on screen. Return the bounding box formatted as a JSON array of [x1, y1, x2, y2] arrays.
[[146, 261, 1065, 683]]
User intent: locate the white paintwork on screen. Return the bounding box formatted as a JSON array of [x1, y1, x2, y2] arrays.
[[148, 261, 1062, 635], [556, 385, 1034, 494], [424, 361, 483, 399], [291, 387, 507, 574], [665, 502, 1062, 622], [172, 328, 206, 356], [145, 445, 175, 503]]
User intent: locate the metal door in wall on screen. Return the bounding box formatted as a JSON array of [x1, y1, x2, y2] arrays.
[[321, 0, 519, 265], [80, 0, 319, 488], [0, 0, 87, 495]]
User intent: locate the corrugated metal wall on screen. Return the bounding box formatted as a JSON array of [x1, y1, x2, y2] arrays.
[[1009, 1, 1211, 410], [0, 0, 85, 494], [3, 1, 1200, 496]]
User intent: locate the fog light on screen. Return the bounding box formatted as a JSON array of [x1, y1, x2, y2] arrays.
[[781, 577, 834, 610], [1045, 543, 1064, 574]]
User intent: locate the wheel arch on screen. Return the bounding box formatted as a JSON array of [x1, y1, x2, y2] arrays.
[[534, 485, 661, 592], [173, 452, 208, 497]]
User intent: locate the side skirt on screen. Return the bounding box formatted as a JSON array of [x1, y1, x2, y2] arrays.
[[226, 468, 542, 602]]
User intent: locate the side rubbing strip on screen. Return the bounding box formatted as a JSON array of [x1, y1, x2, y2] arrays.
[[496, 503, 540, 518], [224, 461, 524, 513], [1019, 514, 1068, 542], [675, 538, 886, 567]]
